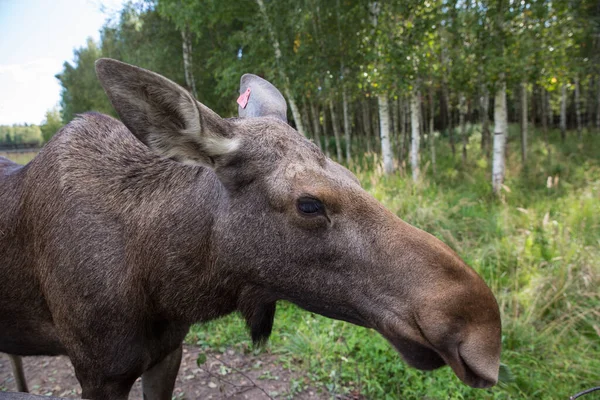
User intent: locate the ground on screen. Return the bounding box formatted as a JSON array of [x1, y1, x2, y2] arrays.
[[0, 345, 329, 399]]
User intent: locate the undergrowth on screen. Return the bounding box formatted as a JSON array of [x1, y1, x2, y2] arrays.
[[187, 126, 599, 399]]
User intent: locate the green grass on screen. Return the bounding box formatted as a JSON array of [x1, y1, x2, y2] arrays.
[[5, 128, 598, 399], [188, 126, 600, 399]]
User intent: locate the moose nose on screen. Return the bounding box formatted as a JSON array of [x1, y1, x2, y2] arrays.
[[449, 336, 500, 388]]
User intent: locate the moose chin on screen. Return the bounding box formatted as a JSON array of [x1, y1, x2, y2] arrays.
[[0, 58, 501, 399]]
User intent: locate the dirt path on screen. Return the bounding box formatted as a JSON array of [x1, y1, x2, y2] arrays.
[[0, 345, 328, 399]]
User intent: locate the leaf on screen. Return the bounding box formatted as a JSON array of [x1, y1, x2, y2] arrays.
[[498, 363, 515, 383], [196, 353, 207, 366]]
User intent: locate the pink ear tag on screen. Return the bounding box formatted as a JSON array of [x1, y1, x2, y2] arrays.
[[237, 87, 251, 109]]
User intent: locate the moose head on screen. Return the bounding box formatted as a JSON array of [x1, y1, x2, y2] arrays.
[[96, 59, 502, 389]]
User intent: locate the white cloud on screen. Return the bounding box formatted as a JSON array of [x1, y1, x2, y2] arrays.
[[0, 58, 63, 125]]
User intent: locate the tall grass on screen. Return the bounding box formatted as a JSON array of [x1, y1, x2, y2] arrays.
[[189, 126, 599, 399]]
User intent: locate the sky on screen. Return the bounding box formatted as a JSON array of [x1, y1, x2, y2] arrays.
[[0, 0, 127, 125]]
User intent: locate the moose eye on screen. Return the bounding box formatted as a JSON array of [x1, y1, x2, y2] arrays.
[[297, 197, 325, 216]]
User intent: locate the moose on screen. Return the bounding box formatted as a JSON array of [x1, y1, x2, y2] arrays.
[[0, 59, 501, 399]]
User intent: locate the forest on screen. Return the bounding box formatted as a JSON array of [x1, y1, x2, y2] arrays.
[[6, 0, 599, 399]]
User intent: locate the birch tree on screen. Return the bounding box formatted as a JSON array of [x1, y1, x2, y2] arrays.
[[493, 79, 507, 194], [410, 88, 421, 182], [181, 27, 198, 99], [369, 1, 394, 174], [254, 0, 306, 136]]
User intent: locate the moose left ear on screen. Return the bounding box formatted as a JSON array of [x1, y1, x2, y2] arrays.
[[238, 74, 288, 122], [96, 58, 238, 166]]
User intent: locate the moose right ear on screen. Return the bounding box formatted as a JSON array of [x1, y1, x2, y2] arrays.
[[238, 74, 288, 122], [95, 58, 238, 166]]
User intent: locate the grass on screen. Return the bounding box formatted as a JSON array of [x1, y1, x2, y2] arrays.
[[5, 127, 599, 399]]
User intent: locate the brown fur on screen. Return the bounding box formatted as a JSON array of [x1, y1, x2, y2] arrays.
[[0, 59, 501, 399]]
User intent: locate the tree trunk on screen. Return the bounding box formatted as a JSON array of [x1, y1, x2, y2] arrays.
[[520, 81, 528, 166], [481, 88, 490, 157], [410, 89, 421, 182], [372, 101, 380, 151], [255, 0, 306, 137], [531, 84, 537, 127], [301, 101, 312, 140], [181, 28, 198, 99], [399, 96, 405, 163], [419, 92, 425, 149], [586, 77, 594, 128], [448, 95, 456, 157], [459, 93, 467, 164], [541, 88, 548, 143], [310, 100, 322, 150], [361, 99, 372, 153], [342, 88, 352, 162], [546, 89, 553, 129], [575, 77, 582, 140], [392, 96, 399, 152], [560, 83, 567, 141], [429, 85, 436, 175], [403, 100, 410, 164], [329, 99, 344, 162], [597, 76, 600, 130], [322, 105, 330, 157], [336, 0, 351, 162], [492, 80, 507, 195], [378, 94, 394, 174]]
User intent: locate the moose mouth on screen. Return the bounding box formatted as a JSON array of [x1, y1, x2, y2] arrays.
[[387, 336, 497, 389]]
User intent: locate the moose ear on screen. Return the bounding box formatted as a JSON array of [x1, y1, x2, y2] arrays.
[[95, 58, 238, 165], [238, 74, 288, 122]]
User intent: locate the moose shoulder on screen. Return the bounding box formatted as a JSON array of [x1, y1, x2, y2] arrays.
[[0, 59, 501, 399]]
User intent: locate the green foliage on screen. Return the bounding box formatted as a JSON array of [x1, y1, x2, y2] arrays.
[[185, 128, 599, 399], [57, 38, 115, 123], [40, 107, 63, 143], [0, 124, 43, 147]]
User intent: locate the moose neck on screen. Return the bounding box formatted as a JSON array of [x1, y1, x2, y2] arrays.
[[137, 166, 250, 324]]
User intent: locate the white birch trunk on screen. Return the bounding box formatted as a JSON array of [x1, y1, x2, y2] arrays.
[[521, 81, 528, 165], [492, 80, 507, 195], [378, 94, 394, 174], [560, 83, 567, 140], [329, 99, 344, 162], [255, 0, 306, 137], [410, 89, 421, 182], [337, 0, 351, 162], [181, 28, 198, 99], [342, 88, 351, 162]]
